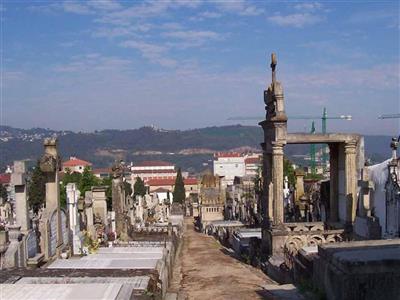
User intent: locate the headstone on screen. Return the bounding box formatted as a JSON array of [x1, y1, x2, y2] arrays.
[[26, 231, 38, 259], [85, 191, 96, 239], [49, 210, 57, 257], [61, 209, 69, 246], [11, 161, 29, 231], [92, 186, 108, 225]]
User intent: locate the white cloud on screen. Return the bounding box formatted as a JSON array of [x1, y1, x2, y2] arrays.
[[215, 0, 264, 16], [63, 2, 93, 15], [268, 13, 323, 28], [199, 11, 222, 18], [293, 2, 322, 11], [120, 40, 176, 67], [87, 0, 122, 11], [163, 30, 222, 48]]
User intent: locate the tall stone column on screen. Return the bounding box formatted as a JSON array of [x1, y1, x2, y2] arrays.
[[344, 141, 357, 225], [111, 162, 128, 240], [11, 161, 29, 232], [329, 143, 339, 223], [262, 144, 273, 225], [40, 138, 63, 255], [66, 183, 82, 254], [272, 143, 284, 225]]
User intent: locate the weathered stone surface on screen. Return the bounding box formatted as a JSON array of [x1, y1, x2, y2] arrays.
[[313, 240, 400, 300]]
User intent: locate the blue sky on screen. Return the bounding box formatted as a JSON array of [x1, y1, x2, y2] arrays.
[[1, 0, 399, 134]]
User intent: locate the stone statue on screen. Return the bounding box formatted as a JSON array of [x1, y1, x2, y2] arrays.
[[264, 53, 286, 121]]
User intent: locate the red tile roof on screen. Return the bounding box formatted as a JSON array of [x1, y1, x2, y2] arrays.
[[147, 178, 198, 186], [0, 174, 10, 185], [63, 157, 92, 168], [133, 169, 176, 174], [135, 160, 174, 167], [153, 187, 170, 193], [214, 152, 242, 158], [92, 168, 111, 174], [245, 157, 261, 164]]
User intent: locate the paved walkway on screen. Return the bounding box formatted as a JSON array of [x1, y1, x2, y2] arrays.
[[168, 218, 302, 300]]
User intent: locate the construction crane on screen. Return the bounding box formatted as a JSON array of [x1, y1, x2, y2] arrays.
[[228, 107, 352, 170], [378, 113, 400, 119]]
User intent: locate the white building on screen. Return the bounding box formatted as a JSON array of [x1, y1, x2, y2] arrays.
[[213, 152, 245, 185], [62, 157, 92, 173], [213, 152, 261, 185], [244, 155, 262, 177], [131, 160, 176, 183]]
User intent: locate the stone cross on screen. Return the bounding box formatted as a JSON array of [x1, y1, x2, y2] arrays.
[[11, 161, 29, 232]]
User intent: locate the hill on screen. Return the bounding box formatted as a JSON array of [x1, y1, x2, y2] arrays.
[[0, 125, 393, 173]]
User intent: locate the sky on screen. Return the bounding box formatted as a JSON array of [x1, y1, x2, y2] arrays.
[[1, 0, 399, 135]]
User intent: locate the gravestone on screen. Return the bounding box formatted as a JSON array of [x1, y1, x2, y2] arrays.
[[26, 231, 38, 259], [61, 209, 69, 246], [49, 210, 57, 257], [11, 161, 29, 231]]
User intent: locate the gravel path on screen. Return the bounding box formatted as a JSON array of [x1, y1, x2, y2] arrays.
[[170, 218, 278, 300]]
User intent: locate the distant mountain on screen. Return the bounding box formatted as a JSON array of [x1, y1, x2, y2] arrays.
[[0, 125, 393, 172]]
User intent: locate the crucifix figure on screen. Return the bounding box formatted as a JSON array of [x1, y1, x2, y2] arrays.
[[271, 53, 277, 84]]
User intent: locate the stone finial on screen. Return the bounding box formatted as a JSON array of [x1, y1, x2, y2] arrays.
[[44, 137, 57, 147]]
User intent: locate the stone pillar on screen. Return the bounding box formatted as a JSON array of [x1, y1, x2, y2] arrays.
[[345, 141, 357, 225], [263, 148, 273, 224], [84, 191, 96, 239], [111, 163, 128, 240], [329, 143, 339, 223], [272, 143, 284, 225], [11, 161, 29, 232], [294, 169, 305, 203], [66, 183, 82, 255]]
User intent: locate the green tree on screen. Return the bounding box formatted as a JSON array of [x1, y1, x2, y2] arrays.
[[28, 160, 46, 214], [133, 177, 146, 197], [173, 168, 185, 204], [283, 158, 295, 187], [60, 168, 82, 208], [79, 166, 99, 196], [0, 184, 8, 202], [124, 181, 132, 198]]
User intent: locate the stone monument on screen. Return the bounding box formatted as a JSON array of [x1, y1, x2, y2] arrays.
[[111, 161, 128, 240], [66, 183, 82, 255], [39, 138, 64, 259]]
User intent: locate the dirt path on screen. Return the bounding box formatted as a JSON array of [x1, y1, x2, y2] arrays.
[[171, 217, 278, 300]]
